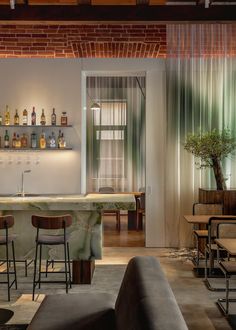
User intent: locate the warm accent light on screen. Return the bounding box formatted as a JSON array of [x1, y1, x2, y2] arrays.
[[90, 102, 101, 111]]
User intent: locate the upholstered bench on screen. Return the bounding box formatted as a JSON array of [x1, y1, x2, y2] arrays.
[[27, 256, 188, 330]]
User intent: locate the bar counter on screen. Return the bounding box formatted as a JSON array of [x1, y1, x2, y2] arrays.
[[0, 193, 136, 261]]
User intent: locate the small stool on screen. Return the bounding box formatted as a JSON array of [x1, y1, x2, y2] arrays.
[[32, 214, 72, 301], [0, 215, 17, 301]]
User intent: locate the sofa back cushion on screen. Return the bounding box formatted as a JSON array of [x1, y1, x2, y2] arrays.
[[115, 256, 188, 330]]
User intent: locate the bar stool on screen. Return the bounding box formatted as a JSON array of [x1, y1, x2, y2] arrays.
[[32, 214, 72, 301], [0, 215, 17, 301], [99, 187, 121, 231]]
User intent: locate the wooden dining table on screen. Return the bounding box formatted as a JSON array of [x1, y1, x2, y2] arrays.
[[184, 214, 236, 225]]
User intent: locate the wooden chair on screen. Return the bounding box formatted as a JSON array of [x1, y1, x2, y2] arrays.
[[193, 203, 223, 266], [99, 187, 121, 232], [0, 215, 17, 301], [31, 214, 72, 300]]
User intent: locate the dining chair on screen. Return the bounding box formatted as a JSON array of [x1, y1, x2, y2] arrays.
[[204, 216, 236, 291], [192, 203, 223, 266], [99, 187, 120, 231]]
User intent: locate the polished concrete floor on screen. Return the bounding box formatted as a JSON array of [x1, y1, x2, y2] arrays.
[[1, 247, 236, 329]]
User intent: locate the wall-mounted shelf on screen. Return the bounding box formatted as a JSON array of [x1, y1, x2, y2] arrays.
[[0, 125, 72, 128], [0, 148, 73, 152]]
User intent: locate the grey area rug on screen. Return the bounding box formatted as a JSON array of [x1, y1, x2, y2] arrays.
[[0, 264, 126, 330]]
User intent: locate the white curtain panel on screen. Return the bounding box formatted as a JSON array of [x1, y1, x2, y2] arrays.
[[166, 24, 236, 246]]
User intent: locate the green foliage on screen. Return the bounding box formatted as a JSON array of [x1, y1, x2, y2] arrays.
[[184, 129, 236, 168]]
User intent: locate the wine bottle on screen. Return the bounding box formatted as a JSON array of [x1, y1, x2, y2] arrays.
[[31, 107, 36, 125], [4, 130, 9, 148], [14, 109, 19, 125], [51, 108, 56, 126], [4, 105, 10, 125], [12, 132, 17, 148], [40, 108, 46, 126], [23, 109, 28, 126], [21, 133, 28, 148]]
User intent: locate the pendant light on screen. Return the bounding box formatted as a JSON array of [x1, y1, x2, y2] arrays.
[[90, 102, 101, 111], [90, 77, 101, 111]]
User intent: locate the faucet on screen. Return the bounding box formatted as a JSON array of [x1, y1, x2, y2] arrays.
[[20, 170, 31, 197]]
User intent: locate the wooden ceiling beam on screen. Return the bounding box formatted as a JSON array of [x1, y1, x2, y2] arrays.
[[0, 5, 236, 22]]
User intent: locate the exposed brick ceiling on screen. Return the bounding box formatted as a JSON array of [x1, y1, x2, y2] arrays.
[[0, 24, 166, 58]]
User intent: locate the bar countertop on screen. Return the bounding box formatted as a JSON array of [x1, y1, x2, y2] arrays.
[[0, 193, 136, 211]]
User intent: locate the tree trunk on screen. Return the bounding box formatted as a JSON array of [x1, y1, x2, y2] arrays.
[[212, 158, 227, 190]]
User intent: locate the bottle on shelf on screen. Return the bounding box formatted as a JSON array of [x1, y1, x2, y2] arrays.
[[4, 105, 10, 126], [12, 132, 17, 148], [57, 130, 62, 148], [14, 109, 20, 125], [0, 114, 2, 125], [21, 133, 28, 148], [51, 108, 56, 126], [31, 132, 37, 149], [39, 131, 46, 149], [31, 107, 36, 125], [40, 108, 46, 126], [15, 134, 21, 148], [61, 112, 68, 126], [4, 130, 9, 148], [23, 109, 28, 126], [49, 131, 56, 148], [58, 132, 66, 149]]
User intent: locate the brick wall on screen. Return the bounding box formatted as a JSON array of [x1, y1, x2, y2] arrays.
[[0, 24, 167, 58]]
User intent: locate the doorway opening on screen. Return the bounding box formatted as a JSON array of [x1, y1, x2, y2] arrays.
[[85, 75, 146, 247]]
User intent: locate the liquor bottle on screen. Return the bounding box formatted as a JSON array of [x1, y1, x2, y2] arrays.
[[61, 112, 68, 126], [59, 132, 66, 149], [21, 133, 28, 148], [49, 131, 56, 148], [40, 108, 46, 126], [15, 134, 21, 148], [57, 130, 62, 148], [14, 109, 19, 125], [4, 130, 9, 148], [0, 114, 3, 125], [4, 105, 10, 125], [51, 108, 56, 126], [12, 132, 17, 148], [31, 132, 37, 149], [31, 107, 36, 125], [23, 109, 28, 126], [39, 131, 46, 149]]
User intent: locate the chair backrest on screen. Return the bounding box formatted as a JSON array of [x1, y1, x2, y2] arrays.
[[115, 256, 188, 330], [193, 203, 223, 216], [99, 186, 115, 194], [208, 217, 236, 245], [32, 215, 72, 230], [217, 221, 236, 239], [0, 215, 14, 230]]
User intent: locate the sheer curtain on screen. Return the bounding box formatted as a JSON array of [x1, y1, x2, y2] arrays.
[[86, 76, 145, 192], [166, 24, 236, 246]]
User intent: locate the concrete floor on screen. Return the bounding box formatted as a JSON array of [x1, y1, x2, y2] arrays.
[[0, 247, 236, 329]]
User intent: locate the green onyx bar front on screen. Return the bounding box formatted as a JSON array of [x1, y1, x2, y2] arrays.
[[0, 193, 136, 261]]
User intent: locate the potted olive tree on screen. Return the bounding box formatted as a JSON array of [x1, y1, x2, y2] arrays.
[[184, 129, 236, 190]]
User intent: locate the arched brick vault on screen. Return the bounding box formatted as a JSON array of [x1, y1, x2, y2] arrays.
[[0, 24, 167, 58]]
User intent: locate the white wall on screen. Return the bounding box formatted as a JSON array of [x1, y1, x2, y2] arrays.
[[0, 59, 82, 194], [0, 58, 167, 247]]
